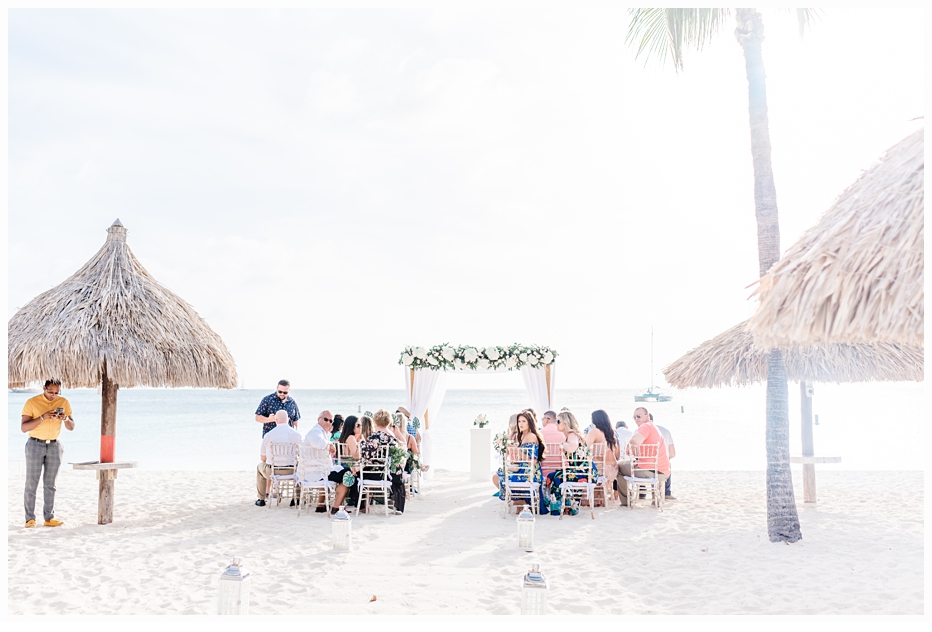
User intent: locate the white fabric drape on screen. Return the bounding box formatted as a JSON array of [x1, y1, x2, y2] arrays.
[[405, 368, 448, 479], [521, 365, 556, 414]]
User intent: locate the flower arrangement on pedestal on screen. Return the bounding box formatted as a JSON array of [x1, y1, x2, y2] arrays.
[[398, 344, 558, 372], [474, 414, 489, 428]]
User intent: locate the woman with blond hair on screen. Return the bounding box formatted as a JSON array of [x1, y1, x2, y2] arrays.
[[491, 413, 521, 491], [360, 408, 407, 514], [545, 410, 598, 514]]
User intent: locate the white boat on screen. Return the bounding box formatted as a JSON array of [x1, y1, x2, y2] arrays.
[[10, 387, 40, 394], [634, 327, 673, 403]]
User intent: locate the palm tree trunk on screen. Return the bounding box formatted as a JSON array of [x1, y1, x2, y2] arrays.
[[735, 8, 801, 543]]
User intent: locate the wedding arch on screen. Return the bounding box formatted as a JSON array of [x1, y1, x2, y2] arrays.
[[398, 344, 558, 471]]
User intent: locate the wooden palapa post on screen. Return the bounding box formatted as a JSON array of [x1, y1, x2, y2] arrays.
[[799, 381, 816, 503], [98, 364, 118, 524]]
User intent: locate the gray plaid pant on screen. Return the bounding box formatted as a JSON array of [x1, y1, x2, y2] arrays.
[[24, 438, 63, 522]]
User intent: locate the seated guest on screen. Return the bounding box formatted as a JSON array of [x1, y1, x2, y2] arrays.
[[493, 410, 545, 511], [397, 406, 421, 444], [616, 407, 669, 506], [359, 414, 374, 441], [615, 420, 633, 449], [304, 410, 354, 513], [256, 410, 301, 507], [491, 413, 521, 491], [652, 415, 677, 500], [330, 414, 345, 442], [361, 409, 407, 514], [587, 409, 621, 499], [337, 415, 361, 464], [391, 413, 420, 472], [546, 411, 598, 514], [540, 410, 563, 443]]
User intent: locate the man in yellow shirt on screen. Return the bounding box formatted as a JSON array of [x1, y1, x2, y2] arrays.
[[21, 379, 75, 528]]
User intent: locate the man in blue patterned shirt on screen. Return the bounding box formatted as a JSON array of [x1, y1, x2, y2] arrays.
[[254, 380, 301, 437]]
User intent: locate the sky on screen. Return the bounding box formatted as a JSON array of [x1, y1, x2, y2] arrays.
[[5, 7, 925, 390]]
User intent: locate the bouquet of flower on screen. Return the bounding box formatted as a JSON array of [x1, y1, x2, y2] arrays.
[[492, 431, 510, 456], [389, 442, 408, 472], [474, 414, 489, 428]]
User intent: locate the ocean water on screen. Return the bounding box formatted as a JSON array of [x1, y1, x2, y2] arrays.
[[7, 383, 924, 472]]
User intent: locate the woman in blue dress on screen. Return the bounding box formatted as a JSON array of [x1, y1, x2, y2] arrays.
[[495, 410, 546, 512]]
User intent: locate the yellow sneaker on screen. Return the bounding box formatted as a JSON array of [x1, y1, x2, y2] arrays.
[[43, 519, 63, 527], [25, 520, 36, 528]]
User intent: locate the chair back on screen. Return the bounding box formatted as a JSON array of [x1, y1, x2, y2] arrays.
[[630, 443, 661, 476], [335, 442, 356, 467], [540, 442, 562, 478], [298, 445, 331, 483], [504, 445, 536, 483], [268, 441, 299, 468], [560, 444, 594, 482], [590, 442, 607, 475], [360, 445, 391, 481]]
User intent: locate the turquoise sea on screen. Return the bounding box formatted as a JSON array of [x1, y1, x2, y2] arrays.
[[7, 383, 924, 472]]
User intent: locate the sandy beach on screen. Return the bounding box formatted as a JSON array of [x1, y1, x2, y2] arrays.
[[7, 467, 923, 615]]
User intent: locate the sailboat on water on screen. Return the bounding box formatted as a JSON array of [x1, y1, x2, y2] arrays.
[[634, 327, 673, 403]]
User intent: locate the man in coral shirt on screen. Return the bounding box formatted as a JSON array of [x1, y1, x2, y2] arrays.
[[540, 410, 563, 443], [616, 407, 669, 506]]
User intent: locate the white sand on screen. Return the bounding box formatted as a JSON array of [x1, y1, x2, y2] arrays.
[[7, 468, 923, 615]]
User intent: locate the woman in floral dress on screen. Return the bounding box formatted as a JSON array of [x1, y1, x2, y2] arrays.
[[360, 409, 407, 514], [546, 410, 599, 513], [495, 411, 546, 512]]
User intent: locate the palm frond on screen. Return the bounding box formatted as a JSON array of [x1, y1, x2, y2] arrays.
[[626, 8, 732, 71], [796, 8, 822, 37]]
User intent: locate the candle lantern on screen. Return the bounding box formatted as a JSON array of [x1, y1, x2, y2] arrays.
[[520, 563, 549, 615], [332, 506, 352, 550], [516, 506, 535, 551], [217, 557, 252, 615]]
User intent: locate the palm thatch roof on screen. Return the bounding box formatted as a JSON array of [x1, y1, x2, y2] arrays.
[[8, 219, 237, 389], [663, 320, 923, 389], [748, 128, 924, 349]]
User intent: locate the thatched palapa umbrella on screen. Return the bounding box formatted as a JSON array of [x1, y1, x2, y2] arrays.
[[748, 128, 924, 349], [664, 319, 923, 501], [8, 219, 237, 524], [664, 320, 923, 388]]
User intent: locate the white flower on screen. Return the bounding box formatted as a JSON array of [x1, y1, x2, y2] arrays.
[[477, 358, 490, 370], [464, 347, 479, 363], [486, 347, 500, 361], [519, 353, 528, 362], [505, 356, 518, 368], [428, 356, 439, 366], [454, 358, 466, 370], [402, 354, 414, 366], [542, 351, 553, 364], [415, 346, 428, 360], [441, 346, 455, 361], [528, 355, 538, 365]]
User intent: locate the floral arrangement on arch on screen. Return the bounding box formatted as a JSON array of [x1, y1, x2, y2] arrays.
[[398, 343, 558, 372]]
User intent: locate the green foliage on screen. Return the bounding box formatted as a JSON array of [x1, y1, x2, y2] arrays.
[[625, 8, 818, 71]]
